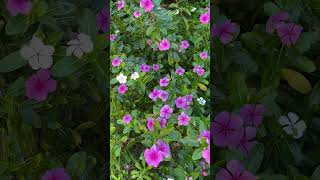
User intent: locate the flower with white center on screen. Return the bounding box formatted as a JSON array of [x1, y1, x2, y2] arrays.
[[66, 33, 93, 59], [130, 72, 139, 80], [191, 7, 197, 12], [116, 73, 127, 84], [197, 97, 206, 106], [279, 112, 306, 139], [20, 36, 55, 70]]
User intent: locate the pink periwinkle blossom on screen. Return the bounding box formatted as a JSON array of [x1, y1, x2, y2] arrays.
[[160, 105, 173, 119], [277, 23, 303, 46], [157, 140, 170, 158], [112, 57, 122, 67], [158, 38, 170, 51], [117, 0, 124, 10], [25, 69, 57, 102], [159, 77, 170, 87], [236, 127, 257, 155], [140, 0, 154, 12], [180, 40, 189, 49], [193, 66, 205, 76], [215, 160, 256, 180], [144, 145, 163, 168], [176, 96, 187, 109], [153, 64, 160, 71], [176, 67, 185, 75], [140, 64, 151, 72], [157, 117, 167, 128], [202, 147, 210, 164], [122, 114, 132, 124], [266, 12, 289, 34], [158, 90, 169, 102], [147, 118, 155, 131], [239, 104, 266, 127], [200, 12, 210, 24], [198, 130, 210, 145], [133, 10, 141, 18], [200, 51, 208, 59], [6, 0, 32, 16], [149, 89, 160, 101], [212, 20, 239, 44], [41, 168, 70, 180], [96, 8, 109, 32], [118, 84, 128, 94], [177, 112, 190, 126], [202, 170, 208, 176], [110, 34, 116, 42]]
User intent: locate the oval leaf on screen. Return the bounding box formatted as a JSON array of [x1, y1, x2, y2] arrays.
[[52, 56, 82, 77], [0, 51, 27, 73], [281, 68, 312, 94]]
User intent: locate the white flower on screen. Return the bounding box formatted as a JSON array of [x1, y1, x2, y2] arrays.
[[116, 73, 127, 84], [66, 33, 93, 59], [174, 10, 179, 15], [279, 112, 306, 139], [191, 7, 197, 12], [167, 178, 175, 180], [130, 72, 139, 80], [115, 30, 120, 34], [20, 36, 55, 70], [197, 97, 206, 106]]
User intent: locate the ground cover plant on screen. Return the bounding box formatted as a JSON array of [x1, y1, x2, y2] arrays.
[[212, 0, 320, 179], [110, 0, 210, 179], [0, 0, 108, 179]]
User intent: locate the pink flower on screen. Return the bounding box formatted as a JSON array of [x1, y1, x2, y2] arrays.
[[199, 12, 210, 24], [25, 69, 57, 102], [147, 118, 155, 131], [202, 147, 210, 164], [158, 38, 170, 51], [180, 40, 189, 49], [117, 0, 124, 10], [177, 112, 190, 126], [202, 170, 208, 176], [6, 0, 32, 16], [277, 23, 303, 46], [153, 64, 159, 71], [110, 34, 116, 42], [133, 10, 141, 17], [123, 114, 132, 124], [176, 97, 187, 109], [157, 117, 167, 128], [176, 67, 185, 75], [160, 105, 173, 119], [112, 57, 122, 67], [193, 66, 205, 76], [118, 84, 128, 94], [158, 90, 169, 102], [200, 51, 208, 59], [140, 64, 151, 72], [157, 140, 170, 158], [140, 0, 154, 12], [96, 8, 109, 32], [159, 77, 170, 87], [212, 20, 239, 44], [266, 12, 289, 34], [149, 89, 160, 101], [144, 145, 163, 168], [41, 168, 70, 180], [198, 130, 210, 145]]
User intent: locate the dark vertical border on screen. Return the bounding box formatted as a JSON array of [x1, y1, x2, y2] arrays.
[[210, 0, 214, 178], [105, 0, 110, 178]]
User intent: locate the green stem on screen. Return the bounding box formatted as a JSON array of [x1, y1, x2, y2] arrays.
[[277, 45, 284, 69]]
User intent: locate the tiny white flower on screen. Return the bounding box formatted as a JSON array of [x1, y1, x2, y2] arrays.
[[191, 7, 197, 12], [66, 33, 93, 59], [174, 10, 179, 15], [279, 112, 306, 139], [130, 72, 139, 80], [197, 97, 206, 106], [116, 73, 127, 84], [167, 178, 175, 180], [20, 36, 55, 70], [115, 30, 120, 34]]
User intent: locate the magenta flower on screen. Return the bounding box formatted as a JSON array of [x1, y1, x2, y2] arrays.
[[277, 23, 303, 46], [193, 66, 205, 76], [112, 57, 122, 67], [159, 77, 170, 87], [239, 104, 266, 127], [175, 96, 187, 109], [158, 38, 170, 51], [96, 8, 109, 32], [144, 145, 163, 168], [266, 12, 289, 34], [236, 127, 257, 155], [122, 114, 132, 124], [153, 64, 160, 71], [147, 118, 155, 131], [216, 160, 256, 180], [110, 34, 116, 41], [158, 90, 169, 102], [6, 0, 32, 16], [160, 105, 173, 119], [157, 140, 170, 158], [117, 0, 124, 10], [133, 10, 141, 18], [118, 84, 128, 94], [212, 20, 239, 44], [180, 40, 189, 49], [200, 51, 208, 59], [202, 147, 210, 164], [212, 111, 243, 148], [149, 89, 160, 101], [185, 94, 193, 102], [140, 0, 154, 12], [198, 130, 210, 145], [157, 117, 167, 128], [25, 69, 57, 102], [41, 168, 70, 180], [176, 67, 185, 75], [140, 64, 151, 72], [199, 12, 210, 24], [177, 112, 190, 126]]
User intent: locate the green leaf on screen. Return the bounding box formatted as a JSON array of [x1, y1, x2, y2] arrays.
[[52, 56, 82, 77], [75, 122, 96, 131], [146, 26, 154, 36], [192, 148, 203, 160], [309, 82, 320, 106], [281, 68, 312, 94], [295, 32, 320, 53], [180, 137, 199, 147], [198, 83, 208, 91], [5, 16, 29, 35], [49, 2, 76, 16], [66, 151, 87, 178], [243, 143, 264, 173], [171, 167, 186, 179], [292, 56, 316, 73], [264, 2, 281, 16], [0, 51, 27, 73], [6, 76, 25, 97], [257, 174, 288, 180], [311, 165, 320, 180], [78, 8, 97, 38]]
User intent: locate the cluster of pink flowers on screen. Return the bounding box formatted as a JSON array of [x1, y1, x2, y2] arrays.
[[213, 104, 266, 155], [175, 95, 193, 110], [198, 130, 210, 166], [193, 65, 205, 76], [148, 89, 169, 102], [144, 140, 170, 167]]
